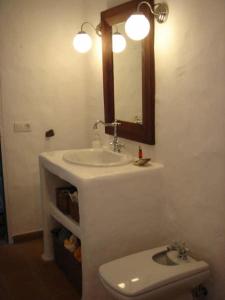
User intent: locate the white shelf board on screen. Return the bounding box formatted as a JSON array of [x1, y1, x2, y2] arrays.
[[49, 202, 81, 239]]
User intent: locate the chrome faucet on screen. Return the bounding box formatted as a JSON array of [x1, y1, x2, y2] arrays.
[[93, 120, 112, 130], [167, 241, 190, 260], [93, 119, 124, 152]]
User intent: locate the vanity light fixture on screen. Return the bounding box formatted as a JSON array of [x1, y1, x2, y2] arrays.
[[73, 22, 127, 53], [112, 28, 127, 53], [125, 1, 169, 41], [73, 22, 102, 53]]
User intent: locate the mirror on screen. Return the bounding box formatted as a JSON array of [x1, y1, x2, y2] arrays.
[[101, 0, 155, 144], [113, 22, 142, 124]]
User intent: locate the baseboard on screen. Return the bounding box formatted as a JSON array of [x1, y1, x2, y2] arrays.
[[13, 230, 43, 243]]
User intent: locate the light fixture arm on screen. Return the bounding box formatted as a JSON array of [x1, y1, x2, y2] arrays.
[[114, 25, 119, 34], [137, 1, 169, 23], [80, 22, 102, 37], [137, 1, 155, 15]]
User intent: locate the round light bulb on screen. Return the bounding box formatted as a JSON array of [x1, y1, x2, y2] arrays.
[[112, 33, 126, 53], [73, 31, 92, 53], [125, 13, 150, 41]]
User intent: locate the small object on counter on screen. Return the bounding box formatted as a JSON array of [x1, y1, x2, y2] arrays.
[[134, 158, 151, 166], [74, 247, 82, 263], [138, 146, 143, 159]]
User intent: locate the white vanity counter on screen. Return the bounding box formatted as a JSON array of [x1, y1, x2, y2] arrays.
[[39, 150, 164, 300], [40, 150, 162, 184]]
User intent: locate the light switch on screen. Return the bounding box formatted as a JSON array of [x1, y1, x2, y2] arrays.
[[14, 122, 32, 132]]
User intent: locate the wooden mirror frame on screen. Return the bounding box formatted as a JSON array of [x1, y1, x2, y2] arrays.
[[101, 0, 155, 144]]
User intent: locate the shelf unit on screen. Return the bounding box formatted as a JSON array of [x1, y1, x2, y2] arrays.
[[48, 201, 81, 239], [40, 151, 164, 300]]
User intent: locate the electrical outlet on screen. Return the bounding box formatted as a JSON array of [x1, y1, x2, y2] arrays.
[[14, 122, 32, 132]]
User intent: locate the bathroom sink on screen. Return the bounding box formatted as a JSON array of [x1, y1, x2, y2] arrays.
[[153, 250, 197, 266], [63, 148, 133, 167]]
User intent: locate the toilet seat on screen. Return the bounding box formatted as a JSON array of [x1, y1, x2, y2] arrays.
[[99, 245, 209, 298]]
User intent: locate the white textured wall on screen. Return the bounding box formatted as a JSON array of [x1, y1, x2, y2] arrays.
[[0, 0, 89, 236], [85, 0, 225, 299], [154, 2, 225, 299]]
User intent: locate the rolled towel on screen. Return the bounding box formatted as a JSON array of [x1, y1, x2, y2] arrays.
[[74, 247, 82, 263], [63, 234, 78, 252]]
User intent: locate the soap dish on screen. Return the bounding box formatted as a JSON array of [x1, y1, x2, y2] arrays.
[[134, 158, 151, 166]]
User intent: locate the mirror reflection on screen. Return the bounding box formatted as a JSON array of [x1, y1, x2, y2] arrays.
[[113, 22, 143, 124]]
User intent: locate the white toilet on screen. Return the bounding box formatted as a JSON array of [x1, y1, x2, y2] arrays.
[[99, 244, 210, 300]]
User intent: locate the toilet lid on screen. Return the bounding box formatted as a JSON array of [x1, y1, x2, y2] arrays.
[[99, 246, 209, 297]]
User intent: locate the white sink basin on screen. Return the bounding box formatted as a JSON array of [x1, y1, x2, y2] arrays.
[[63, 148, 133, 167]]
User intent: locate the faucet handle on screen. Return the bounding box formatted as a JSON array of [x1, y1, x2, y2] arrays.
[[177, 242, 190, 260], [112, 120, 121, 127], [117, 142, 125, 152], [93, 119, 104, 129], [167, 241, 188, 249], [167, 241, 180, 251]]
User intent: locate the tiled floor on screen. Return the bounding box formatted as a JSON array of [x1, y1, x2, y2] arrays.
[[0, 239, 80, 300]]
